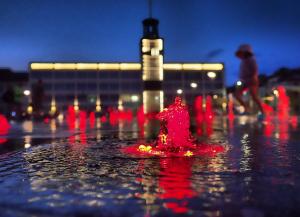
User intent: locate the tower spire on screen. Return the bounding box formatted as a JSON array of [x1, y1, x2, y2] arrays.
[[148, 0, 152, 18]]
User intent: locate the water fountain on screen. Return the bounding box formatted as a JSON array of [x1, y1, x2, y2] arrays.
[[122, 97, 225, 157], [0, 114, 10, 144]]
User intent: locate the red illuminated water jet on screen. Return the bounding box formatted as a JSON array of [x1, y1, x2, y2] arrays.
[[122, 97, 225, 157], [275, 86, 298, 132], [0, 114, 10, 145], [108, 108, 133, 126], [0, 114, 10, 135], [89, 112, 96, 128], [228, 94, 235, 120], [194, 96, 214, 137], [277, 86, 289, 118]]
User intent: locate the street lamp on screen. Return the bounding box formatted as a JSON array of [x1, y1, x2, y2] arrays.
[[177, 89, 183, 95], [236, 80, 242, 86], [204, 71, 217, 109], [23, 90, 31, 96], [131, 95, 139, 102], [190, 82, 198, 88], [207, 71, 217, 79]]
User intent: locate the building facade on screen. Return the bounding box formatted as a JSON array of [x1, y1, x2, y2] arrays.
[[29, 62, 224, 112], [0, 68, 29, 115], [29, 18, 225, 113]]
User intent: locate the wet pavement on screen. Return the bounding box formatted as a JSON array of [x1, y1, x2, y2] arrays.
[[0, 116, 300, 217]]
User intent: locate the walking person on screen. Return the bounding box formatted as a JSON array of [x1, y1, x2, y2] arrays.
[[234, 44, 264, 116]]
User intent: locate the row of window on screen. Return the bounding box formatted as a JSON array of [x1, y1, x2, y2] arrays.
[[41, 84, 222, 92], [31, 71, 223, 81], [44, 94, 122, 102], [42, 83, 142, 92]]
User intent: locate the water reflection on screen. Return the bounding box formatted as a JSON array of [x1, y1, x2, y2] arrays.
[[22, 120, 33, 133], [0, 113, 299, 216], [158, 158, 195, 214]]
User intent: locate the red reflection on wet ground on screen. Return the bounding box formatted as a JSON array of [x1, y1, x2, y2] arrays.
[[122, 97, 225, 157], [158, 158, 195, 214], [64, 106, 88, 145]]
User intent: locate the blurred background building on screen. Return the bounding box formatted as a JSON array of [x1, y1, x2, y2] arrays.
[[29, 62, 225, 112], [28, 17, 225, 113]]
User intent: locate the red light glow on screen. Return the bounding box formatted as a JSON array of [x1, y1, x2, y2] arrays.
[[158, 158, 195, 214], [228, 95, 234, 120], [0, 114, 10, 136], [122, 97, 225, 157], [89, 112, 96, 128], [108, 108, 133, 126], [0, 114, 10, 145]]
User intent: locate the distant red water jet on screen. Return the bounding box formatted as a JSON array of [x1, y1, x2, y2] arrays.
[[194, 96, 204, 124], [89, 112, 96, 128], [100, 115, 107, 123], [0, 114, 10, 135], [66, 105, 76, 131], [79, 111, 87, 130], [194, 96, 214, 137], [204, 95, 214, 121], [108, 108, 133, 126], [275, 86, 297, 132], [262, 103, 274, 116], [277, 86, 289, 118], [228, 94, 235, 120], [122, 97, 225, 157], [43, 117, 50, 124], [290, 116, 298, 129], [0, 115, 10, 145]]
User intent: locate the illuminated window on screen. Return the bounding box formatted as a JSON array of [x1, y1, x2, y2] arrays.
[[151, 48, 159, 56]]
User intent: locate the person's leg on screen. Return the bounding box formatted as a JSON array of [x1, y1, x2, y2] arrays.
[[234, 87, 250, 112], [249, 85, 264, 113]]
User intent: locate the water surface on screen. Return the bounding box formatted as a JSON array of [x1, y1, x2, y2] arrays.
[[0, 116, 300, 217]]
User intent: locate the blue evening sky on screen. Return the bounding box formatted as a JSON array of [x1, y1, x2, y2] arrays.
[[0, 0, 299, 85]]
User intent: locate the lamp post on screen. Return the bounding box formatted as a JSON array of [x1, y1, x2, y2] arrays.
[[24, 89, 32, 116], [204, 71, 217, 110]]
